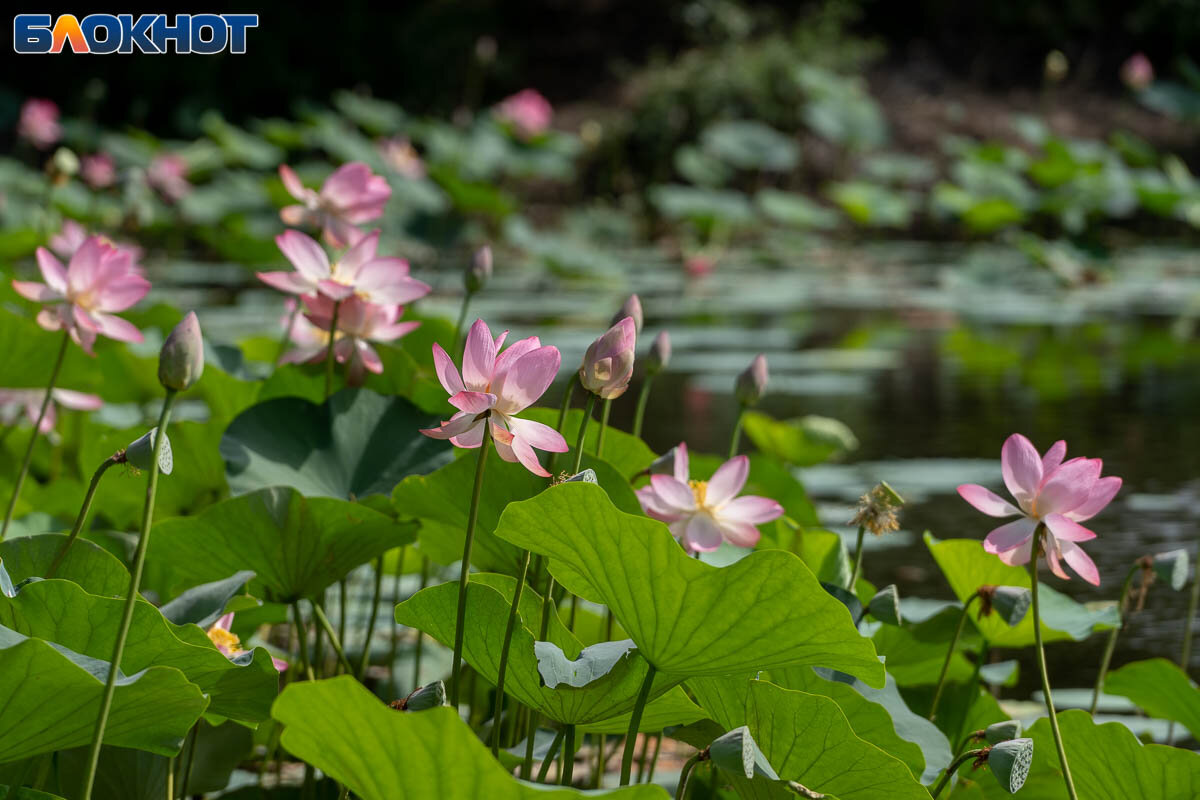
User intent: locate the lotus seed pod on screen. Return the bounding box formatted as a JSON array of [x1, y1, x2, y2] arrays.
[[564, 469, 598, 484], [984, 720, 1024, 745], [988, 738, 1034, 793], [611, 294, 643, 334], [158, 311, 204, 391], [464, 245, 492, 294], [646, 330, 671, 375], [1152, 549, 1189, 591], [868, 584, 902, 625], [707, 726, 778, 781], [125, 428, 173, 476], [400, 681, 447, 711], [735, 354, 769, 406], [987, 586, 1032, 627]]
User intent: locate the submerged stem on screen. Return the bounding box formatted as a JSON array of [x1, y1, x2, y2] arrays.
[[928, 592, 980, 722], [46, 455, 120, 577], [450, 419, 492, 708]]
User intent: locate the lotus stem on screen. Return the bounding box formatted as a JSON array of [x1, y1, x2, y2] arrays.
[[929, 591, 980, 722], [322, 299, 342, 400], [642, 731, 663, 783], [412, 554, 431, 689], [357, 556, 385, 680], [536, 727, 566, 783], [632, 376, 653, 440], [674, 751, 707, 800], [727, 406, 745, 459], [931, 748, 986, 798], [338, 579, 349, 667], [846, 525, 866, 591], [592, 733, 606, 788], [546, 374, 577, 475], [275, 300, 301, 365], [387, 550, 404, 695], [1029, 526, 1079, 800], [451, 291, 473, 361], [1170, 538, 1200, 745], [561, 724, 577, 786], [80, 389, 177, 800], [450, 419, 491, 708], [311, 600, 354, 676], [180, 723, 199, 799], [1, 330, 70, 542], [291, 601, 315, 681], [166, 757, 174, 799], [46, 453, 121, 577], [619, 663, 657, 785], [1090, 561, 1140, 714], [596, 398, 612, 458], [492, 548, 532, 756]]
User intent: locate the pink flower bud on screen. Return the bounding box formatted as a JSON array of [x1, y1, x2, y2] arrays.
[[735, 353, 769, 406], [646, 330, 671, 375], [465, 245, 492, 293], [580, 317, 637, 399], [158, 311, 205, 391], [1121, 53, 1154, 91], [611, 294, 643, 334]]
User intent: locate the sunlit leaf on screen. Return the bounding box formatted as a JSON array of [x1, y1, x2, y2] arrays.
[[1103, 659, 1200, 741]]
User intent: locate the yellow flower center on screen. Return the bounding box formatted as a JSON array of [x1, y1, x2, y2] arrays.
[[207, 627, 243, 655], [689, 479, 709, 509]]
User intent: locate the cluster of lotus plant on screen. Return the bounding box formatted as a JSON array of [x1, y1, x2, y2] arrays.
[[0, 157, 1196, 800]]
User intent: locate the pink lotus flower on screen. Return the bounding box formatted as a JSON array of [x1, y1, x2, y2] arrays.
[[420, 319, 568, 477], [685, 254, 715, 278], [147, 154, 191, 202], [81, 153, 117, 189], [48, 220, 143, 269], [636, 442, 783, 552], [957, 434, 1121, 586], [579, 317, 637, 400], [260, 229, 430, 306], [207, 613, 288, 672], [17, 99, 61, 150], [494, 89, 553, 139], [0, 388, 102, 433], [13, 236, 150, 355], [1121, 53, 1154, 91], [378, 137, 426, 180], [282, 295, 419, 385], [279, 162, 391, 248]]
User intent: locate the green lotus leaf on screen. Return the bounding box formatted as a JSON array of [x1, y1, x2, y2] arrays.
[[494, 483, 884, 684], [0, 534, 127, 596], [522, 408, 656, 479], [0, 787, 66, 799], [871, 606, 979, 686], [160, 570, 256, 628], [272, 676, 669, 799], [0, 578, 276, 722], [221, 388, 452, 499], [0, 625, 207, 763], [152, 487, 414, 601], [1102, 659, 1200, 742]]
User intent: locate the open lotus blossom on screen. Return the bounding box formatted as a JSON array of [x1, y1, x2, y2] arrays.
[[260, 229, 430, 306], [957, 434, 1121, 586], [48, 220, 144, 270], [279, 162, 391, 248], [493, 89, 553, 139], [13, 236, 150, 355], [0, 388, 102, 433], [282, 294, 420, 385], [636, 442, 784, 552], [207, 613, 287, 672], [146, 153, 191, 202], [80, 152, 117, 189], [420, 319, 567, 477], [17, 98, 61, 149]]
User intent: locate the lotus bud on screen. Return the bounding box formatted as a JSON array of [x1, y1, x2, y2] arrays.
[[579, 317, 636, 399], [867, 584, 902, 625], [392, 681, 446, 711], [707, 726, 777, 781], [735, 354, 768, 407], [977, 585, 1032, 626], [125, 428, 173, 476], [158, 311, 204, 392], [464, 245, 492, 294], [646, 331, 671, 376], [1121, 53, 1154, 91], [611, 294, 643, 334], [1044, 50, 1069, 84], [983, 720, 1024, 745], [987, 738, 1034, 793], [1151, 549, 1189, 591]]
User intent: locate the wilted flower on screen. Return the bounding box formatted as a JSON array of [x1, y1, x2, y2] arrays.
[[158, 311, 204, 392], [646, 331, 671, 375], [279, 162, 391, 248], [282, 295, 420, 386], [957, 434, 1121, 585], [13, 236, 150, 355], [611, 294, 643, 334], [579, 317, 636, 399], [420, 319, 567, 477], [0, 388, 101, 433], [849, 482, 904, 537], [17, 99, 61, 150], [465, 245, 492, 294], [1121, 53, 1154, 90], [207, 613, 287, 672], [48, 220, 143, 269], [146, 154, 191, 202], [494, 89, 553, 139], [260, 229, 430, 306], [378, 136, 426, 180], [635, 442, 783, 552], [81, 153, 117, 189], [735, 354, 769, 406]]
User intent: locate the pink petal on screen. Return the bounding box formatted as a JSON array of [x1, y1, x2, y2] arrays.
[[1043, 513, 1097, 543], [12, 280, 58, 302], [275, 230, 330, 282], [278, 164, 308, 202], [673, 442, 690, 483], [719, 519, 762, 548], [1044, 539, 1071, 581], [420, 411, 479, 441], [706, 456, 749, 507], [493, 330, 510, 353], [461, 319, 497, 392], [957, 484, 1021, 518], [491, 336, 542, 385], [322, 217, 362, 250], [683, 514, 723, 552], [213, 613, 235, 632], [1036, 458, 1102, 516], [1060, 540, 1101, 586], [35, 248, 68, 293], [636, 486, 685, 522], [35, 402, 57, 434], [35, 307, 64, 333], [982, 517, 1037, 554], [272, 656, 289, 672], [359, 272, 430, 306], [51, 389, 102, 410], [507, 417, 568, 453], [1064, 476, 1122, 522], [337, 229, 380, 276], [1001, 433, 1043, 508], [448, 391, 496, 414], [280, 204, 309, 226], [492, 346, 560, 415], [649, 475, 696, 513], [509, 433, 551, 477], [432, 343, 465, 396], [320, 163, 372, 207], [317, 279, 356, 301], [996, 537, 1034, 567], [370, 320, 421, 343], [355, 340, 383, 375], [451, 420, 486, 449], [257, 270, 316, 295], [1041, 440, 1067, 475], [94, 275, 151, 312], [719, 495, 784, 525], [89, 312, 143, 344], [66, 238, 110, 295]]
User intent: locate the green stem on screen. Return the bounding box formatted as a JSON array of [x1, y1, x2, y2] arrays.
[[1090, 562, 1140, 714], [275, 300, 301, 365], [451, 292, 473, 361], [79, 389, 177, 800], [338, 578, 348, 670], [180, 723, 199, 799], [631, 376, 653, 441], [846, 525, 866, 591], [412, 555, 431, 689], [674, 752, 706, 800], [929, 592, 980, 722], [311, 600, 354, 675], [644, 731, 663, 783], [572, 394, 596, 476], [1029, 527, 1079, 800], [1170, 539, 1200, 745], [451, 419, 491, 708], [522, 714, 541, 780], [166, 757, 174, 800], [46, 455, 120, 577], [536, 727, 566, 783], [619, 663, 657, 785], [596, 398, 612, 458], [561, 724, 576, 786], [291, 601, 315, 681], [323, 300, 342, 400], [591, 734, 605, 788], [1, 330, 70, 542], [727, 406, 745, 460], [492, 548, 532, 756], [546, 375, 577, 475], [931, 748, 987, 799], [336, 785, 350, 800], [387, 550, 404, 696], [357, 556, 385, 681]]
